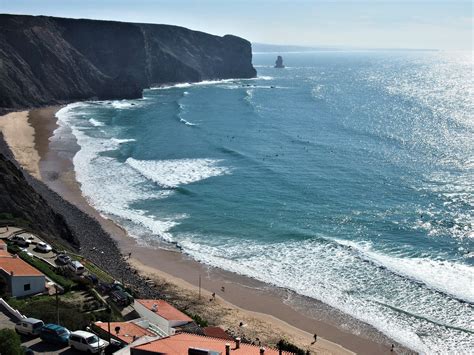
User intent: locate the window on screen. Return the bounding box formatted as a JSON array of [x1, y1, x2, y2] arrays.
[[23, 284, 31, 291]]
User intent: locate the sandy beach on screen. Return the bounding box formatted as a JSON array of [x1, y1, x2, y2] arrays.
[[0, 107, 410, 355], [0, 111, 41, 178]]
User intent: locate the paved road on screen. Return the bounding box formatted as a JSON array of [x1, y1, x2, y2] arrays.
[[0, 303, 17, 329], [21, 337, 82, 355]]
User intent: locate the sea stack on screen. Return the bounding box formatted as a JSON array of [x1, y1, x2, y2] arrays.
[[275, 55, 285, 68]]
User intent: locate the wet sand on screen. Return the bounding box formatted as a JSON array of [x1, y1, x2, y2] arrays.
[[2, 106, 410, 354]]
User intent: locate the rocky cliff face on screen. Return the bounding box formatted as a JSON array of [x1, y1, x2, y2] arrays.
[[0, 14, 256, 111], [0, 136, 77, 245]]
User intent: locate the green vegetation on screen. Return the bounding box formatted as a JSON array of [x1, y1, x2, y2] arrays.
[[82, 260, 114, 283], [0, 328, 23, 355], [185, 312, 208, 327], [18, 252, 75, 290], [0, 213, 14, 220], [277, 339, 306, 355], [0, 214, 31, 230], [7, 292, 123, 330]]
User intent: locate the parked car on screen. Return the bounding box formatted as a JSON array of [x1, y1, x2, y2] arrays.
[[35, 242, 52, 253], [56, 253, 72, 265], [69, 331, 109, 353], [84, 273, 99, 285], [15, 318, 44, 336], [10, 235, 30, 247], [68, 260, 85, 274], [39, 324, 70, 345], [110, 289, 133, 306]]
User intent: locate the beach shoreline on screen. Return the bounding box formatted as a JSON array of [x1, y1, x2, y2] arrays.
[[0, 106, 410, 354]]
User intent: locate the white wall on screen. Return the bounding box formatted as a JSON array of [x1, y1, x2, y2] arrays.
[[133, 301, 172, 335], [10, 275, 45, 297]]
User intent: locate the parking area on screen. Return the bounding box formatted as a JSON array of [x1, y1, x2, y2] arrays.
[[21, 336, 76, 354], [15, 232, 59, 265]]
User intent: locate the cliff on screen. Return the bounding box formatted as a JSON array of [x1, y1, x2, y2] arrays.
[[0, 14, 256, 111], [0, 136, 77, 245]]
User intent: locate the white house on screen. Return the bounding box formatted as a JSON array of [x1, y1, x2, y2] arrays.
[[133, 299, 192, 335], [0, 239, 8, 255], [0, 253, 45, 297]]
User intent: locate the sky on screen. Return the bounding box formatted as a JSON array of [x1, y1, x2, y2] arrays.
[[1, 0, 472, 50]]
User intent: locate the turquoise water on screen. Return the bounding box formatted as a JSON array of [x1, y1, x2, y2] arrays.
[[55, 51, 473, 353]]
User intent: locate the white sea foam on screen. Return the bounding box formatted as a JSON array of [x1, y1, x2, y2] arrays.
[[126, 158, 230, 188], [111, 138, 136, 144], [179, 118, 197, 126], [88, 118, 105, 127], [54, 103, 180, 243], [111, 100, 134, 109], [150, 76, 274, 90], [334, 239, 474, 303], [176, 235, 473, 354]]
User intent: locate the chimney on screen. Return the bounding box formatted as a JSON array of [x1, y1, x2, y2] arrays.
[[260, 347, 265, 355], [225, 343, 230, 355], [235, 337, 241, 349]]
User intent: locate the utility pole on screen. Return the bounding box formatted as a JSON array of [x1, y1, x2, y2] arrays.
[[107, 306, 112, 343], [55, 284, 59, 324]]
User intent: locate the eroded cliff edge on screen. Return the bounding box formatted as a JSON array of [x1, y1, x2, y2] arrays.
[[0, 14, 256, 111]]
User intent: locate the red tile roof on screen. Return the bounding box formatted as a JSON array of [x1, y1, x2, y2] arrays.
[[94, 321, 154, 344], [0, 239, 6, 246], [136, 299, 192, 323], [203, 326, 233, 341], [0, 256, 44, 276], [132, 333, 292, 354]]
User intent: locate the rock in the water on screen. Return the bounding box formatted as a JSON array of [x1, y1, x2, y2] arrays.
[[275, 55, 285, 68]]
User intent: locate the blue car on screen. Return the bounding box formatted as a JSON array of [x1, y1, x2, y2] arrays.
[[39, 324, 70, 345]]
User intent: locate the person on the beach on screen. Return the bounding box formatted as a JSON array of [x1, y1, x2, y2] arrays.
[[311, 333, 317, 344], [391, 344, 394, 352], [221, 286, 225, 292], [211, 292, 216, 301]]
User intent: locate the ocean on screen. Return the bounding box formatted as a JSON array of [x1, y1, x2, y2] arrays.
[[54, 51, 473, 353]]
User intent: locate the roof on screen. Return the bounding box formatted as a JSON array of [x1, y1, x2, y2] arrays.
[[0, 256, 44, 276], [203, 327, 233, 340], [132, 333, 293, 355], [95, 321, 154, 344], [0, 239, 6, 246], [135, 299, 192, 323], [43, 323, 67, 331], [71, 330, 95, 338], [22, 318, 43, 324], [0, 249, 10, 257]]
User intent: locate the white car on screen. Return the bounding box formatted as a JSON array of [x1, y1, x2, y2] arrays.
[[68, 260, 85, 274], [56, 253, 72, 265], [68, 331, 109, 353], [35, 242, 52, 253], [15, 318, 44, 336]]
